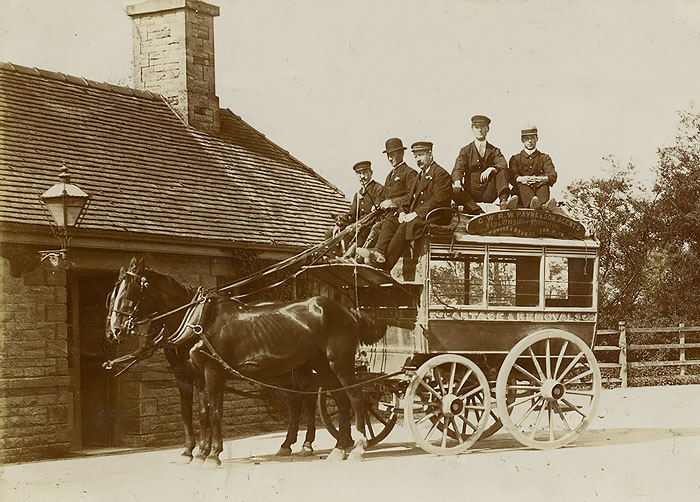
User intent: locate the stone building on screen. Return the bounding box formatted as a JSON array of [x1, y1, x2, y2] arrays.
[[0, 0, 348, 463]]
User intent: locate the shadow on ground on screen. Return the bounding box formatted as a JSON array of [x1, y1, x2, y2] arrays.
[[215, 426, 700, 468]]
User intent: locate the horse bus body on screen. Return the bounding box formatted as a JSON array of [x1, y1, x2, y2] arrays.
[[308, 209, 602, 454]]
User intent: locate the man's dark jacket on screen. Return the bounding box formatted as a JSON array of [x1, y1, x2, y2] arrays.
[[401, 161, 453, 239], [451, 142, 508, 193], [337, 180, 384, 227]]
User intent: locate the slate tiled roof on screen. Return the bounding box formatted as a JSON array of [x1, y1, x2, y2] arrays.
[[0, 62, 349, 249]]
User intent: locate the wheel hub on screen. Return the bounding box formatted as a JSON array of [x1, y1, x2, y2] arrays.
[[541, 379, 565, 401], [441, 394, 463, 417]]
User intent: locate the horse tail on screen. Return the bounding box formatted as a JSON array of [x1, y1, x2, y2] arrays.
[[352, 308, 387, 346]]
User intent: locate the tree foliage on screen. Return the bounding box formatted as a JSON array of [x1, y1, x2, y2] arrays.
[[564, 108, 700, 327]]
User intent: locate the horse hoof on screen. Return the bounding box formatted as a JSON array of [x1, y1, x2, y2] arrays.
[[176, 454, 193, 465], [326, 448, 345, 461], [347, 447, 365, 462], [297, 445, 314, 457], [190, 456, 205, 467], [276, 446, 292, 457], [203, 457, 221, 469]]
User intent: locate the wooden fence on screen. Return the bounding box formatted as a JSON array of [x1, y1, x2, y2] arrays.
[[594, 322, 700, 387]]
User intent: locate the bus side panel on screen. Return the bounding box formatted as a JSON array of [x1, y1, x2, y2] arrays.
[[425, 320, 596, 352]]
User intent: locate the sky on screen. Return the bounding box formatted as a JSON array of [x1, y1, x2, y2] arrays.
[[2, 0, 699, 200]]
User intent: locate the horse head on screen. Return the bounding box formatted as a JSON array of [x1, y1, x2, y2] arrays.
[[106, 255, 157, 344]]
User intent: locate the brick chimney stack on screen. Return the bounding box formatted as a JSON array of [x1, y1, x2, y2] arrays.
[[126, 0, 220, 133]]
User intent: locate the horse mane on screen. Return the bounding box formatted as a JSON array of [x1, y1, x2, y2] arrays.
[[351, 308, 388, 346]]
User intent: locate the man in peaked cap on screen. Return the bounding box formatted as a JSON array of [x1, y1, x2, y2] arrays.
[[509, 126, 558, 210], [452, 114, 518, 213], [332, 160, 384, 257], [360, 141, 452, 270]]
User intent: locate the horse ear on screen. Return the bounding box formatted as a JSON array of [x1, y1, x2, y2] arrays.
[[128, 256, 138, 271], [118, 266, 125, 278], [134, 255, 145, 273]]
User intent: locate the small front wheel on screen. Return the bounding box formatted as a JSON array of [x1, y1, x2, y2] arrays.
[[405, 354, 491, 455]]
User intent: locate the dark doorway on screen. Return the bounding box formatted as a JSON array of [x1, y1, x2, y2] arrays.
[[76, 272, 117, 447]]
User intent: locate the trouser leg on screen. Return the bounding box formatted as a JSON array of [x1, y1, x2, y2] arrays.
[[384, 222, 408, 270], [517, 183, 536, 207], [535, 184, 551, 202], [375, 214, 399, 255], [452, 186, 483, 214]]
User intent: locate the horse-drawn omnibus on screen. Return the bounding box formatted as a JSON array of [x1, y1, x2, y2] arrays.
[[306, 207, 601, 455]]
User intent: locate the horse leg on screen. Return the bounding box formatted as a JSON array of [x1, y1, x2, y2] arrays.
[[330, 363, 368, 461], [311, 355, 352, 460], [174, 373, 196, 463], [299, 391, 317, 457], [276, 388, 302, 456], [204, 364, 225, 467], [190, 342, 211, 464]]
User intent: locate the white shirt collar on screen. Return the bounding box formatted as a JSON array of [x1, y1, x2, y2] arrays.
[[523, 147, 538, 156], [474, 139, 487, 151]]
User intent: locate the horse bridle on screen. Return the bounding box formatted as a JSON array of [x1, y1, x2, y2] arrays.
[[108, 270, 155, 338]]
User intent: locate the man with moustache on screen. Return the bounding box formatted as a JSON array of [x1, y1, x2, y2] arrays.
[[359, 141, 452, 271], [379, 137, 419, 212], [452, 114, 518, 214], [331, 160, 384, 258]]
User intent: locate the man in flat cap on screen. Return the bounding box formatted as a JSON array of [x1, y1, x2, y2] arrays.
[[360, 141, 452, 270], [509, 126, 558, 210], [452, 115, 517, 213], [331, 160, 384, 257]]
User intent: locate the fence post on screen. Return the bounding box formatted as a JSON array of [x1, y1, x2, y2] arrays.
[[618, 321, 627, 388], [679, 323, 686, 378]]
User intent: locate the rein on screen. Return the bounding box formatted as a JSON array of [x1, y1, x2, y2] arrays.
[[194, 327, 403, 395]]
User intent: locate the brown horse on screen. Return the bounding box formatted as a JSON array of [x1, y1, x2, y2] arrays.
[[105, 256, 318, 462], [170, 289, 388, 466]]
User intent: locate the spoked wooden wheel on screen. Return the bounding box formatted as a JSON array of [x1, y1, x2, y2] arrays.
[[405, 354, 491, 455], [318, 382, 399, 447], [496, 329, 602, 449]]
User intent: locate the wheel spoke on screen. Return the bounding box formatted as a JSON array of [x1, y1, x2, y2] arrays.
[[561, 397, 587, 418], [553, 340, 569, 380], [450, 417, 463, 444], [513, 363, 543, 385], [368, 408, 389, 426], [425, 415, 441, 440], [440, 419, 448, 448], [548, 405, 554, 442], [456, 412, 478, 432], [506, 384, 540, 391], [556, 351, 585, 383], [419, 379, 443, 401], [563, 368, 594, 386], [365, 414, 376, 439], [448, 362, 456, 394], [552, 401, 572, 431], [565, 390, 595, 397], [459, 385, 483, 401], [515, 396, 542, 428], [416, 409, 439, 425], [455, 369, 474, 394], [508, 392, 542, 411], [529, 347, 546, 382], [464, 404, 487, 411], [545, 339, 552, 379], [435, 367, 447, 396], [528, 400, 547, 439]]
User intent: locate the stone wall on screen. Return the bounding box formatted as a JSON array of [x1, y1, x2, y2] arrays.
[[0, 259, 71, 463], [0, 249, 312, 463]]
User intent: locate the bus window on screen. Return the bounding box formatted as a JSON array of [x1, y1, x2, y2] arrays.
[[545, 256, 594, 307], [430, 256, 484, 306], [488, 256, 540, 307]]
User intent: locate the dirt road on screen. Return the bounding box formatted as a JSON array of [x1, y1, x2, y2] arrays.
[[2, 385, 699, 502]]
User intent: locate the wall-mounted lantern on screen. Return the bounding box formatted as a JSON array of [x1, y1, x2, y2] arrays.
[[38, 165, 90, 266]]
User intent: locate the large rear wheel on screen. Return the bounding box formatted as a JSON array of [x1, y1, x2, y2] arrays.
[[496, 329, 601, 449]]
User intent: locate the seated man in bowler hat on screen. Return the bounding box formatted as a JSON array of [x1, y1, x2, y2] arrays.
[[359, 141, 452, 270], [509, 126, 558, 210], [452, 115, 518, 214], [379, 137, 419, 211], [331, 160, 384, 258]]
